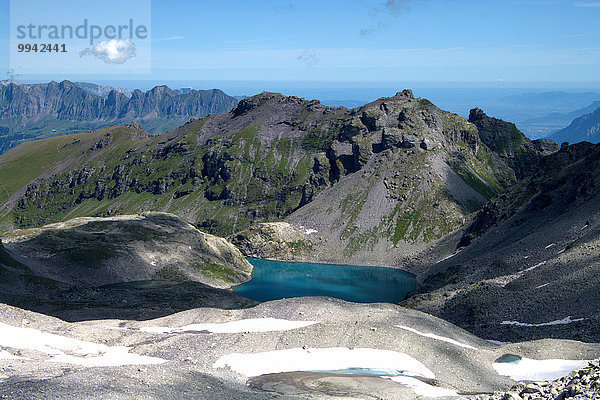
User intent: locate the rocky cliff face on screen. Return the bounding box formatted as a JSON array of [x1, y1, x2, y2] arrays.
[[0, 80, 239, 154], [468, 108, 558, 179], [405, 141, 600, 342], [0, 90, 549, 264]]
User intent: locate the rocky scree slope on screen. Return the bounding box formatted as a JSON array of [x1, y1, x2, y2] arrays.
[[0, 91, 545, 264], [0, 212, 255, 321], [0, 80, 238, 154], [404, 141, 600, 342]]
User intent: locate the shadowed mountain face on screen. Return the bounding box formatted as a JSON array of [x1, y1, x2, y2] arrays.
[[0, 80, 239, 154], [405, 141, 600, 342], [0, 91, 551, 264], [550, 105, 600, 145]]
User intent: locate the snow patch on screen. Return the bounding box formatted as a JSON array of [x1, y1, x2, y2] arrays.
[[500, 316, 584, 327], [436, 250, 461, 264], [395, 325, 477, 350], [386, 376, 458, 398], [518, 260, 547, 274], [141, 318, 318, 334], [493, 357, 590, 381], [214, 347, 435, 379], [486, 340, 511, 346], [545, 243, 555, 249], [0, 323, 166, 367], [535, 283, 550, 289], [304, 229, 318, 235]]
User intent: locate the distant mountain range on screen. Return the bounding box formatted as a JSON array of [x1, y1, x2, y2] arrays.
[[479, 91, 600, 139], [518, 101, 600, 138], [0, 80, 239, 154], [549, 105, 600, 144]]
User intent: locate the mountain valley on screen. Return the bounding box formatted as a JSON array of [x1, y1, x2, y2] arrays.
[[1, 89, 599, 400]]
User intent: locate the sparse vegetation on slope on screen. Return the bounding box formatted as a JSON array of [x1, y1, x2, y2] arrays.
[[0, 91, 550, 263]]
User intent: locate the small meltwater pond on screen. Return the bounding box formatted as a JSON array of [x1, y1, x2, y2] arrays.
[[233, 258, 417, 303]]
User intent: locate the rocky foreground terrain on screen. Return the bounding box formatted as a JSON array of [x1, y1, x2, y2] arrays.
[[0, 213, 598, 399], [1, 297, 598, 400]]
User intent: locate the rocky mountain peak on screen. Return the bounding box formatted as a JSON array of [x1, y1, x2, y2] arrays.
[[148, 85, 177, 97], [468, 107, 485, 122], [231, 92, 308, 117], [394, 89, 415, 100]]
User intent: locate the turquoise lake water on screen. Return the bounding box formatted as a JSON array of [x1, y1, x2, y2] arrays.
[[233, 258, 417, 303]]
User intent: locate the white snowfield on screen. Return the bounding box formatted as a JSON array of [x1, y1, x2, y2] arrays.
[[214, 347, 435, 378], [493, 358, 590, 381], [500, 316, 585, 327], [0, 323, 166, 367], [396, 325, 478, 350], [140, 318, 318, 334], [386, 376, 458, 397], [214, 347, 459, 397]]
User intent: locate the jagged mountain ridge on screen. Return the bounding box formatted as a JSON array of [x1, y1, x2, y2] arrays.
[[404, 141, 600, 342], [550, 105, 600, 144], [0, 80, 239, 154], [0, 91, 550, 265]]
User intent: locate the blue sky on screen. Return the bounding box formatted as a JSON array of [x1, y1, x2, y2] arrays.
[[1, 0, 599, 86]]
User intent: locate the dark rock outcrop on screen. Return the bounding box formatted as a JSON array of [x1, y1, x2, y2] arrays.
[[469, 108, 559, 179]]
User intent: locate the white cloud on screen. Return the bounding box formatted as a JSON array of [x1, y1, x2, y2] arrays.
[[154, 36, 185, 42], [90, 39, 137, 64]]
